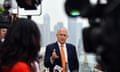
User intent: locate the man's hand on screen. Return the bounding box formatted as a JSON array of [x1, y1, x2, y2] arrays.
[[51, 49, 59, 61]]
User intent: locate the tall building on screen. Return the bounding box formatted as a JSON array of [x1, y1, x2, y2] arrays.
[[67, 17, 77, 45], [41, 14, 51, 46], [50, 22, 64, 43], [39, 24, 45, 47], [76, 22, 83, 55], [43, 14, 50, 25]]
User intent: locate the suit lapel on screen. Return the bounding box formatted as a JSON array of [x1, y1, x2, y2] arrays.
[[66, 44, 70, 64], [54, 42, 62, 66], [55, 42, 60, 57]]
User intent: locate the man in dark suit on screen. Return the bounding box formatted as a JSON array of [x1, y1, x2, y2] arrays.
[[44, 27, 79, 72], [0, 24, 8, 49]]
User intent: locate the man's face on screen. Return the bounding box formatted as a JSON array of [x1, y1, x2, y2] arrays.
[[56, 29, 68, 44], [0, 28, 7, 39]]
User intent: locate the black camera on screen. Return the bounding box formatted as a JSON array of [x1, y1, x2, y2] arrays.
[[82, 18, 103, 53], [65, 0, 107, 18], [65, 0, 120, 72]]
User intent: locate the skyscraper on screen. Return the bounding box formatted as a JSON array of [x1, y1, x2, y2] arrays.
[[67, 17, 77, 45], [42, 14, 51, 46], [50, 22, 64, 43]]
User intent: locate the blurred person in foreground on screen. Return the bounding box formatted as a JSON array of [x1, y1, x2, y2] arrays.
[[44, 27, 79, 72], [0, 18, 41, 72]]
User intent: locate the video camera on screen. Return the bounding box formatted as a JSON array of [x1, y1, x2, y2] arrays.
[[65, 0, 119, 18], [65, 0, 120, 72]]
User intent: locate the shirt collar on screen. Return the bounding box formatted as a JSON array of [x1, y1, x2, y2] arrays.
[[57, 42, 66, 47]]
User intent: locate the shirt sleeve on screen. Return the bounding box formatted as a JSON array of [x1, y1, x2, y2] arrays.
[[10, 62, 31, 72]]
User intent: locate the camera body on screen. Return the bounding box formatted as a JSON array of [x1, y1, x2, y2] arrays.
[[65, 0, 120, 72], [65, 0, 108, 18]]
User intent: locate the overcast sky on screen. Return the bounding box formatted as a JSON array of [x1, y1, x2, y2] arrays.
[[34, 0, 68, 30]]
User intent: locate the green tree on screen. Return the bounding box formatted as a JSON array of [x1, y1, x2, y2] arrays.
[[0, 6, 4, 14]]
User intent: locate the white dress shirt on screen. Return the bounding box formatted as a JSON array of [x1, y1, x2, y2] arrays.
[[58, 42, 70, 72]]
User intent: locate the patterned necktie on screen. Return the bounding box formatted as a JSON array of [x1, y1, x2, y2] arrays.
[[60, 45, 66, 72]]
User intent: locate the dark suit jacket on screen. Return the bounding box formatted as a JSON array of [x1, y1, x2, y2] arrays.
[[0, 40, 4, 49], [44, 42, 79, 72]]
